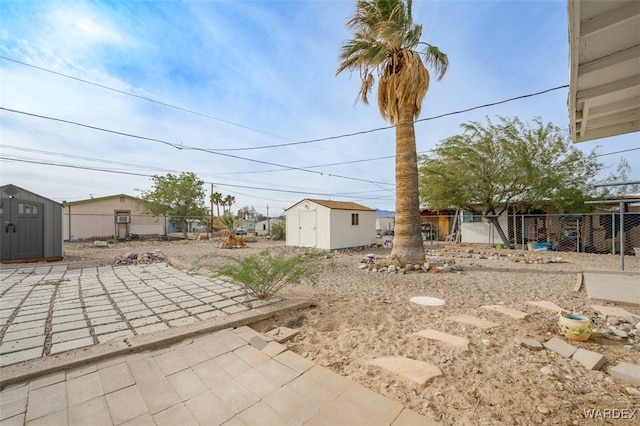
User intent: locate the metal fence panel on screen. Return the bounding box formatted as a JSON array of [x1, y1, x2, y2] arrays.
[[420, 212, 640, 255]]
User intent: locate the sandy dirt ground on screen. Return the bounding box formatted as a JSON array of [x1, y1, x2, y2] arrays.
[[61, 237, 640, 425]]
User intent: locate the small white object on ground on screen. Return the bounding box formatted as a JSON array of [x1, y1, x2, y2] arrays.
[[410, 296, 446, 306]]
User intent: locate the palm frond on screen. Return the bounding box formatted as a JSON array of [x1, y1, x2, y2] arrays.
[[337, 0, 447, 118]]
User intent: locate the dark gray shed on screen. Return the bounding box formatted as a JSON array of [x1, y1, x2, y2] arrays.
[[0, 184, 63, 262]]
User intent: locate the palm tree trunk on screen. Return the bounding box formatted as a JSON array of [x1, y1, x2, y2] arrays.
[[391, 110, 425, 266]]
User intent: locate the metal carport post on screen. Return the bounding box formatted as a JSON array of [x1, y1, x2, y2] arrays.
[[585, 198, 640, 271]]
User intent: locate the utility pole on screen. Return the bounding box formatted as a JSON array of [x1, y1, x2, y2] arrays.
[[267, 204, 270, 237], [210, 183, 214, 237]]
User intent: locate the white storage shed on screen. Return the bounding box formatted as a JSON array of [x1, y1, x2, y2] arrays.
[[285, 199, 376, 250]]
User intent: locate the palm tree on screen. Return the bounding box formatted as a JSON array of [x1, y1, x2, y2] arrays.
[[337, 0, 448, 266], [223, 194, 236, 215], [211, 192, 223, 217]]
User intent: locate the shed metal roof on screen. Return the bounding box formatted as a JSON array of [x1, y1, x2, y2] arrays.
[[287, 199, 375, 211], [63, 194, 139, 206]]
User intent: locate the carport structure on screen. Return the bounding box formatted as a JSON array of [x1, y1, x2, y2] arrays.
[[568, 0, 640, 143]]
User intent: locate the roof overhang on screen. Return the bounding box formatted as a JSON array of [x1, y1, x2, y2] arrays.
[[568, 0, 640, 143]]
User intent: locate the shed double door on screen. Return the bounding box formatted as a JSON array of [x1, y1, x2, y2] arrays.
[[0, 198, 44, 260]]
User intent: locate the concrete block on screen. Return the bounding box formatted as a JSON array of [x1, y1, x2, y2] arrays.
[[591, 305, 637, 319], [445, 314, 500, 330], [265, 326, 299, 343], [526, 301, 563, 313], [514, 336, 543, 350], [93, 240, 108, 247], [482, 305, 529, 320], [573, 273, 583, 292], [412, 329, 470, 352], [367, 356, 442, 388], [104, 385, 149, 425], [572, 348, 606, 370], [543, 336, 577, 358], [610, 362, 640, 386], [249, 335, 268, 350]]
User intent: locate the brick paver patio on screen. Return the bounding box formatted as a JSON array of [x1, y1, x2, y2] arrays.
[[0, 263, 278, 367]]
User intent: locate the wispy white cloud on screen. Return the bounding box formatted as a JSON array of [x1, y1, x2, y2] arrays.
[[1, 0, 637, 214]]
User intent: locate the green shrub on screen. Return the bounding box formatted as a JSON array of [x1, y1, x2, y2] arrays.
[[196, 248, 320, 300], [270, 222, 286, 240]]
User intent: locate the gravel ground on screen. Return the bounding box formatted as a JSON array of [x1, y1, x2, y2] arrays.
[[61, 237, 640, 425]]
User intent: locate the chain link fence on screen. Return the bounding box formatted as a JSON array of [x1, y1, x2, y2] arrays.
[[513, 212, 640, 255], [420, 211, 640, 256]]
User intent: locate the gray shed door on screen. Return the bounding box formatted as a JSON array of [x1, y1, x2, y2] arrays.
[[1, 199, 44, 260]]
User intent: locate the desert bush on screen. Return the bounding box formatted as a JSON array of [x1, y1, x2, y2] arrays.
[[196, 248, 321, 299], [270, 222, 286, 240]]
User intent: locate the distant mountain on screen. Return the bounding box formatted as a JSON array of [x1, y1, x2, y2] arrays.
[[376, 209, 395, 217]]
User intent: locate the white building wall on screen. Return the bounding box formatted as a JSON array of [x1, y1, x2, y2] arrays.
[[64, 197, 163, 240], [255, 219, 284, 236], [460, 214, 509, 244], [329, 209, 376, 250], [376, 217, 394, 234]]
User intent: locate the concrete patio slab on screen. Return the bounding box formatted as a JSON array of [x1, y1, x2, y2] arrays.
[[367, 356, 442, 388], [0, 327, 438, 425], [412, 328, 470, 352], [526, 300, 563, 313], [610, 362, 640, 386], [584, 270, 640, 306], [482, 305, 529, 320], [445, 314, 501, 330], [591, 304, 639, 319]]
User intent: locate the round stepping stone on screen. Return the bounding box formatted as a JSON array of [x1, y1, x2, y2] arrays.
[[410, 296, 445, 306]]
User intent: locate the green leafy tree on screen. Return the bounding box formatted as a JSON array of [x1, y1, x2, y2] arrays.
[[418, 117, 602, 247], [594, 158, 640, 198], [337, 0, 448, 266], [139, 172, 207, 239], [237, 206, 259, 219]]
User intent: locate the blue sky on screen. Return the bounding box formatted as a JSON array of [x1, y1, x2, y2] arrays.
[[1, 0, 638, 216]]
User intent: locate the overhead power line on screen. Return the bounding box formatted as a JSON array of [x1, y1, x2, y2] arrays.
[[0, 82, 574, 184], [1, 55, 569, 152], [0, 55, 291, 143], [0, 107, 395, 187], [0, 156, 386, 200]]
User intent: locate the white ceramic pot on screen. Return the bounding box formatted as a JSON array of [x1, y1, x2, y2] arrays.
[[558, 314, 592, 341]]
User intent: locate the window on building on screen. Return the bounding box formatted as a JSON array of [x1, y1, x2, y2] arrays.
[[17, 202, 38, 216], [462, 211, 483, 223], [351, 213, 359, 226], [120, 196, 126, 203]]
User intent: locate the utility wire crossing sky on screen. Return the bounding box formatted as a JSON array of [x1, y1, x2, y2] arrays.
[[1, 0, 638, 215]]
